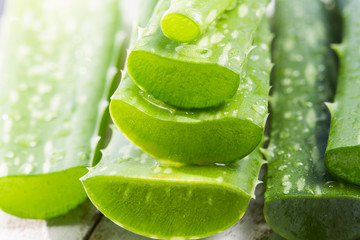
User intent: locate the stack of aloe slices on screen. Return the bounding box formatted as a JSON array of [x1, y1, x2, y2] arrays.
[[264, 0, 360, 239], [0, 0, 124, 218], [111, 0, 271, 165], [83, 0, 272, 239]]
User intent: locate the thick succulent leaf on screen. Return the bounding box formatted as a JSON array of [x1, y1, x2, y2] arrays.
[[111, 16, 271, 165], [0, 0, 123, 218], [127, 0, 269, 109], [325, 0, 360, 186], [264, 0, 360, 239], [82, 126, 263, 239]]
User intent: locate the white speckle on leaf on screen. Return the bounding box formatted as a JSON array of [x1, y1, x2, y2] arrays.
[[297, 177, 305, 191], [210, 33, 225, 44], [216, 176, 223, 183], [238, 4, 249, 17], [205, 10, 217, 24], [218, 43, 231, 65], [231, 30, 239, 39], [282, 175, 292, 194]]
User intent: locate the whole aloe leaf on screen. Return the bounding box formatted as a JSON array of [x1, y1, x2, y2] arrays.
[[264, 0, 360, 239], [325, 0, 360, 186], [0, 0, 124, 219]]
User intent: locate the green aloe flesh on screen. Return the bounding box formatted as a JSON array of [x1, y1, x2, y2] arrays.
[[0, 0, 123, 219], [160, 0, 234, 42], [264, 0, 360, 239], [127, 0, 269, 109], [81, 126, 263, 239], [325, 0, 360, 186], [111, 17, 271, 165]]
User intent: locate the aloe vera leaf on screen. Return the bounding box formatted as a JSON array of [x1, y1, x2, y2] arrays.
[[111, 15, 271, 165], [127, 0, 268, 109], [81, 125, 263, 239], [0, 0, 123, 219], [160, 0, 235, 42], [264, 0, 360, 239], [324, 0, 360, 186]]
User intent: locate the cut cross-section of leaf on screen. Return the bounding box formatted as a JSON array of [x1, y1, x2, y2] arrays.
[[160, 0, 235, 42], [81, 126, 263, 239], [127, 0, 269, 109], [111, 16, 271, 165]]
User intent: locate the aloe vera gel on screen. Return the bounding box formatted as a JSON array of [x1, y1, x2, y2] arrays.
[[161, 0, 235, 42], [82, 127, 263, 239]]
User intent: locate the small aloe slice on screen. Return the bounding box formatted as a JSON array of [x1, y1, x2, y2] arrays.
[[127, 0, 269, 109], [110, 16, 271, 165], [81, 126, 263, 239], [325, 0, 360, 186], [264, 0, 360, 239], [0, 0, 123, 219], [160, 0, 235, 42]]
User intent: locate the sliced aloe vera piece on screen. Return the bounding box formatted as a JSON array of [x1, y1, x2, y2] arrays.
[[0, 0, 123, 219], [160, 0, 235, 42], [264, 0, 360, 239], [111, 17, 271, 165], [127, 0, 268, 109], [325, 0, 360, 186], [82, 126, 263, 239]]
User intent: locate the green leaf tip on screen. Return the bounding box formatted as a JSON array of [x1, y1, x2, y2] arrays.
[[324, 101, 338, 114], [331, 43, 345, 57]]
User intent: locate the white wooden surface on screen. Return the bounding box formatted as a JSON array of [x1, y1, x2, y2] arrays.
[[0, 200, 101, 240]]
